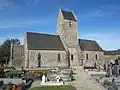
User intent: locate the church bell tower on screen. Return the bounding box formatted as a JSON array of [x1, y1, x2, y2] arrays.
[[57, 9, 81, 66]]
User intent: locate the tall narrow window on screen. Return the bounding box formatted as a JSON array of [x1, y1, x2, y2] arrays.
[[71, 54, 73, 60], [86, 54, 88, 60], [58, 54, 60, 62], [38, 53, 41, 67], [69, 21, 72, 27], [95, 54, 98, 60]]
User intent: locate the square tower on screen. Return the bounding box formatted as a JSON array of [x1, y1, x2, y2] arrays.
[[57, 9, 78, 48], [57, 9, 81, 66]]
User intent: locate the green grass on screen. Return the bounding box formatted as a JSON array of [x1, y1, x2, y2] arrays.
[[27, 69, 51, 74], [6, 70, 23, 76], [26, 69, 51, 76], [5, 69, 51, 76], [31, 85, 76, 90]]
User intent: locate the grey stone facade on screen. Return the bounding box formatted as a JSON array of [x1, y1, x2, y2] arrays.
[[28, 50, 67, 68], [11, 9, 120, 69], [57, 9, 81, 67], [82, 51, 104, 66]]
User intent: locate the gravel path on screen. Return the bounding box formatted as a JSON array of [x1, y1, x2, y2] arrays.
[[68, 67, 106, 90]]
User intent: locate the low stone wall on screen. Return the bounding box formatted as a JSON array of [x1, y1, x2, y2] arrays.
[[41, 81, 64, 86]]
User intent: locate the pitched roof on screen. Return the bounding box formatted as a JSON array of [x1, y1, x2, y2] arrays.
[[104, 50, 120, 55], [26, 32, 65, 50], [79, 39, 103, 51], [61, 10, 77, 21]]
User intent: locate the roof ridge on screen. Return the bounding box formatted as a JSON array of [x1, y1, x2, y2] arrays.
[[80, 39, 95, 41], [26, 32, 59, 36], [105, 50, 119, 52], [61, 9, 73, 13]]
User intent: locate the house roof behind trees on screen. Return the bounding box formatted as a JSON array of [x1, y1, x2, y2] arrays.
[[104, 49, 120, 55]]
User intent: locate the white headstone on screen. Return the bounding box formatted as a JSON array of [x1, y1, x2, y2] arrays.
[[109, 66, 112, 76], [56, 75, 60, 82], [42, 74, 46, 83]]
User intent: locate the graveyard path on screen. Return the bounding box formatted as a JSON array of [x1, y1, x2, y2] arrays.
[[68, 67, 105, 90]]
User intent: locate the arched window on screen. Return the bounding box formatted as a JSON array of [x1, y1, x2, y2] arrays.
[[69, 21, 72, 27], [86, 54, 88, 60], [38, 53, 41, 67], [71, 54, 73, 60], [95, 54, 98, 60], [58, 54, 61, 62]]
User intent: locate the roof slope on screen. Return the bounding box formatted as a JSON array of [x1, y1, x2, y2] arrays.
[[104, 50, 120, 55], [79, 39, 103, 51], [61, 10, 77, 21], [26, 32, 65, 50]]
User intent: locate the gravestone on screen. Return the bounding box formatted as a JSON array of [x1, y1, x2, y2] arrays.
[[56, 75, 60, 82], [42, 74, 46, 83]]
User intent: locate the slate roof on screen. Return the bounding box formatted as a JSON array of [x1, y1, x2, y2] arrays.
[[79, 39, 103, 51], [104, 50, 120, 55], [26, 32, 65, 50], [61, 10, 77, 21]]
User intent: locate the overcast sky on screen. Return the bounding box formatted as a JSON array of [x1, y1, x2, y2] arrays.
[[0, 0, 120, 50]]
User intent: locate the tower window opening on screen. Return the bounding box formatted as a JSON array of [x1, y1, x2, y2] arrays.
[[71, 54, 73, 60], [58, 54, 61, 62], [86, 54, 88, 60], [95, 54, 98, 60]]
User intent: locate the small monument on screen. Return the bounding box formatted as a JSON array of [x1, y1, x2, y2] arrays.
[[107, 64, 112, 77], [56, 75, 60, 82], [42, 74, 46, 83]]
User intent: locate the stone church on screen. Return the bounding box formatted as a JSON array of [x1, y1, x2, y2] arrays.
[[11, 9, 120, 69]]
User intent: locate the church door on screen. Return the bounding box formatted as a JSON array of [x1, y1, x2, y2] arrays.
[[38, 53, 41, 67]]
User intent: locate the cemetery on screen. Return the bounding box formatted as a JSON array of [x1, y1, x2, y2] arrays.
[[83, 58, 120, 90], [0, 58, 120, 90], [0, 67, 75, 90], [0, 59, 120, 90]]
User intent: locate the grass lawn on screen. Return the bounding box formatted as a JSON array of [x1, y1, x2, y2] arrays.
[[27, 69, 51, 74], [26, 69, 52, 76], [6, 69, 51, 76], [31, 85, 76, 90], [6, 70, 23, 76]]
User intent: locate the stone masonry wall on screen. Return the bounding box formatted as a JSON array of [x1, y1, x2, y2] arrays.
[[57, 10, 78, 48], [28, 50, 67, 68], [69, 48, 81, 66], [13, 45, 24, 69], [104, 55, 120, 64], [56, 9, 81, 67], [83, 51, 105, 66], [24, 32, 28, 68]]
